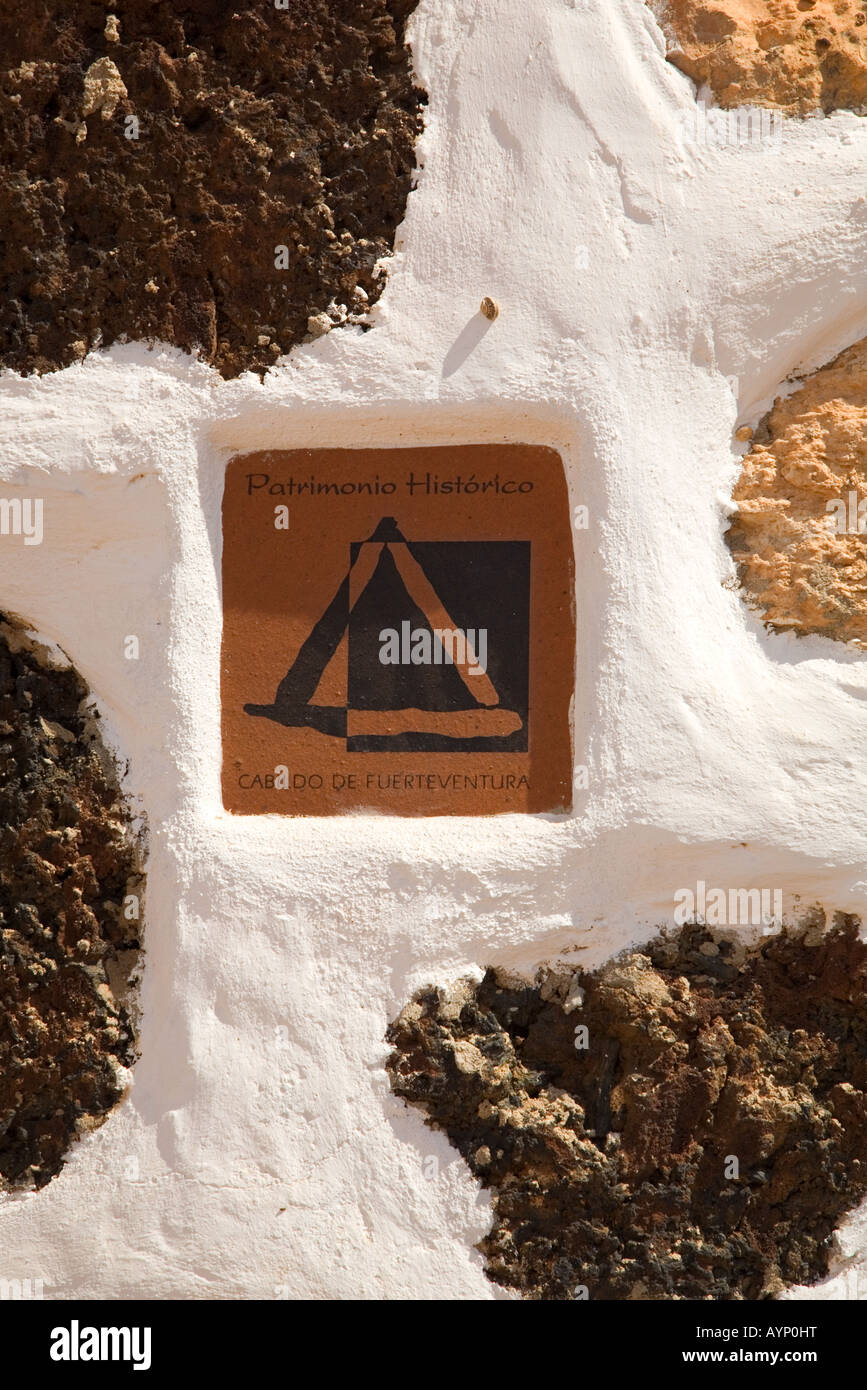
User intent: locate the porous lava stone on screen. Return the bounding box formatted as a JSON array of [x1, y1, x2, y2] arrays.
[[0, 1, 425, 378], [0, 615, 143, 1190], [388, 918, 867, 1299]]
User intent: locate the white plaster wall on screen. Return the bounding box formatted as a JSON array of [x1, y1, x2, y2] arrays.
[[1, 0, 866, 1299]]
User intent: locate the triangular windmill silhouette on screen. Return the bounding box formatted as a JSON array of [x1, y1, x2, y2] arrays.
[[245, 517, 523, 745]]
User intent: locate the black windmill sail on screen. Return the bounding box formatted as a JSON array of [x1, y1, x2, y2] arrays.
[[245, 516, 403, 736]]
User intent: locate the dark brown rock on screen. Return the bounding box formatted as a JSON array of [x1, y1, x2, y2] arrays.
[[0, 615, 143, 1190], [387, 918, 867, 1299], [0, 1, 425, 378]]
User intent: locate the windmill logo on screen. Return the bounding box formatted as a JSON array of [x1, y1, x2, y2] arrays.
[[245, 517, 530, 753]]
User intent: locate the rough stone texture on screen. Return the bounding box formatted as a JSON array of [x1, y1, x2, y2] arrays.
[[0, 616, 143, 1190], [388, 917, 867, 1300], [0, 1, 425, 379], [727, 336, 867, 645], [654, 0, 867, 115]]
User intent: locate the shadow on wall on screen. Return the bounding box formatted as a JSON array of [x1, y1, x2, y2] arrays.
[[442, 312, 496, 378]]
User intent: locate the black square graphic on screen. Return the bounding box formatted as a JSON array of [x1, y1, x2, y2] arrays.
[[347, 538, 530, 753]]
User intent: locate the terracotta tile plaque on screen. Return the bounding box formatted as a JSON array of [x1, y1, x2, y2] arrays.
[[221, 444, 575, 815]]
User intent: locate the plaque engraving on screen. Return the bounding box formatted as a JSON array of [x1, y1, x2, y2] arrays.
[[221, 445, 574, 815]]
